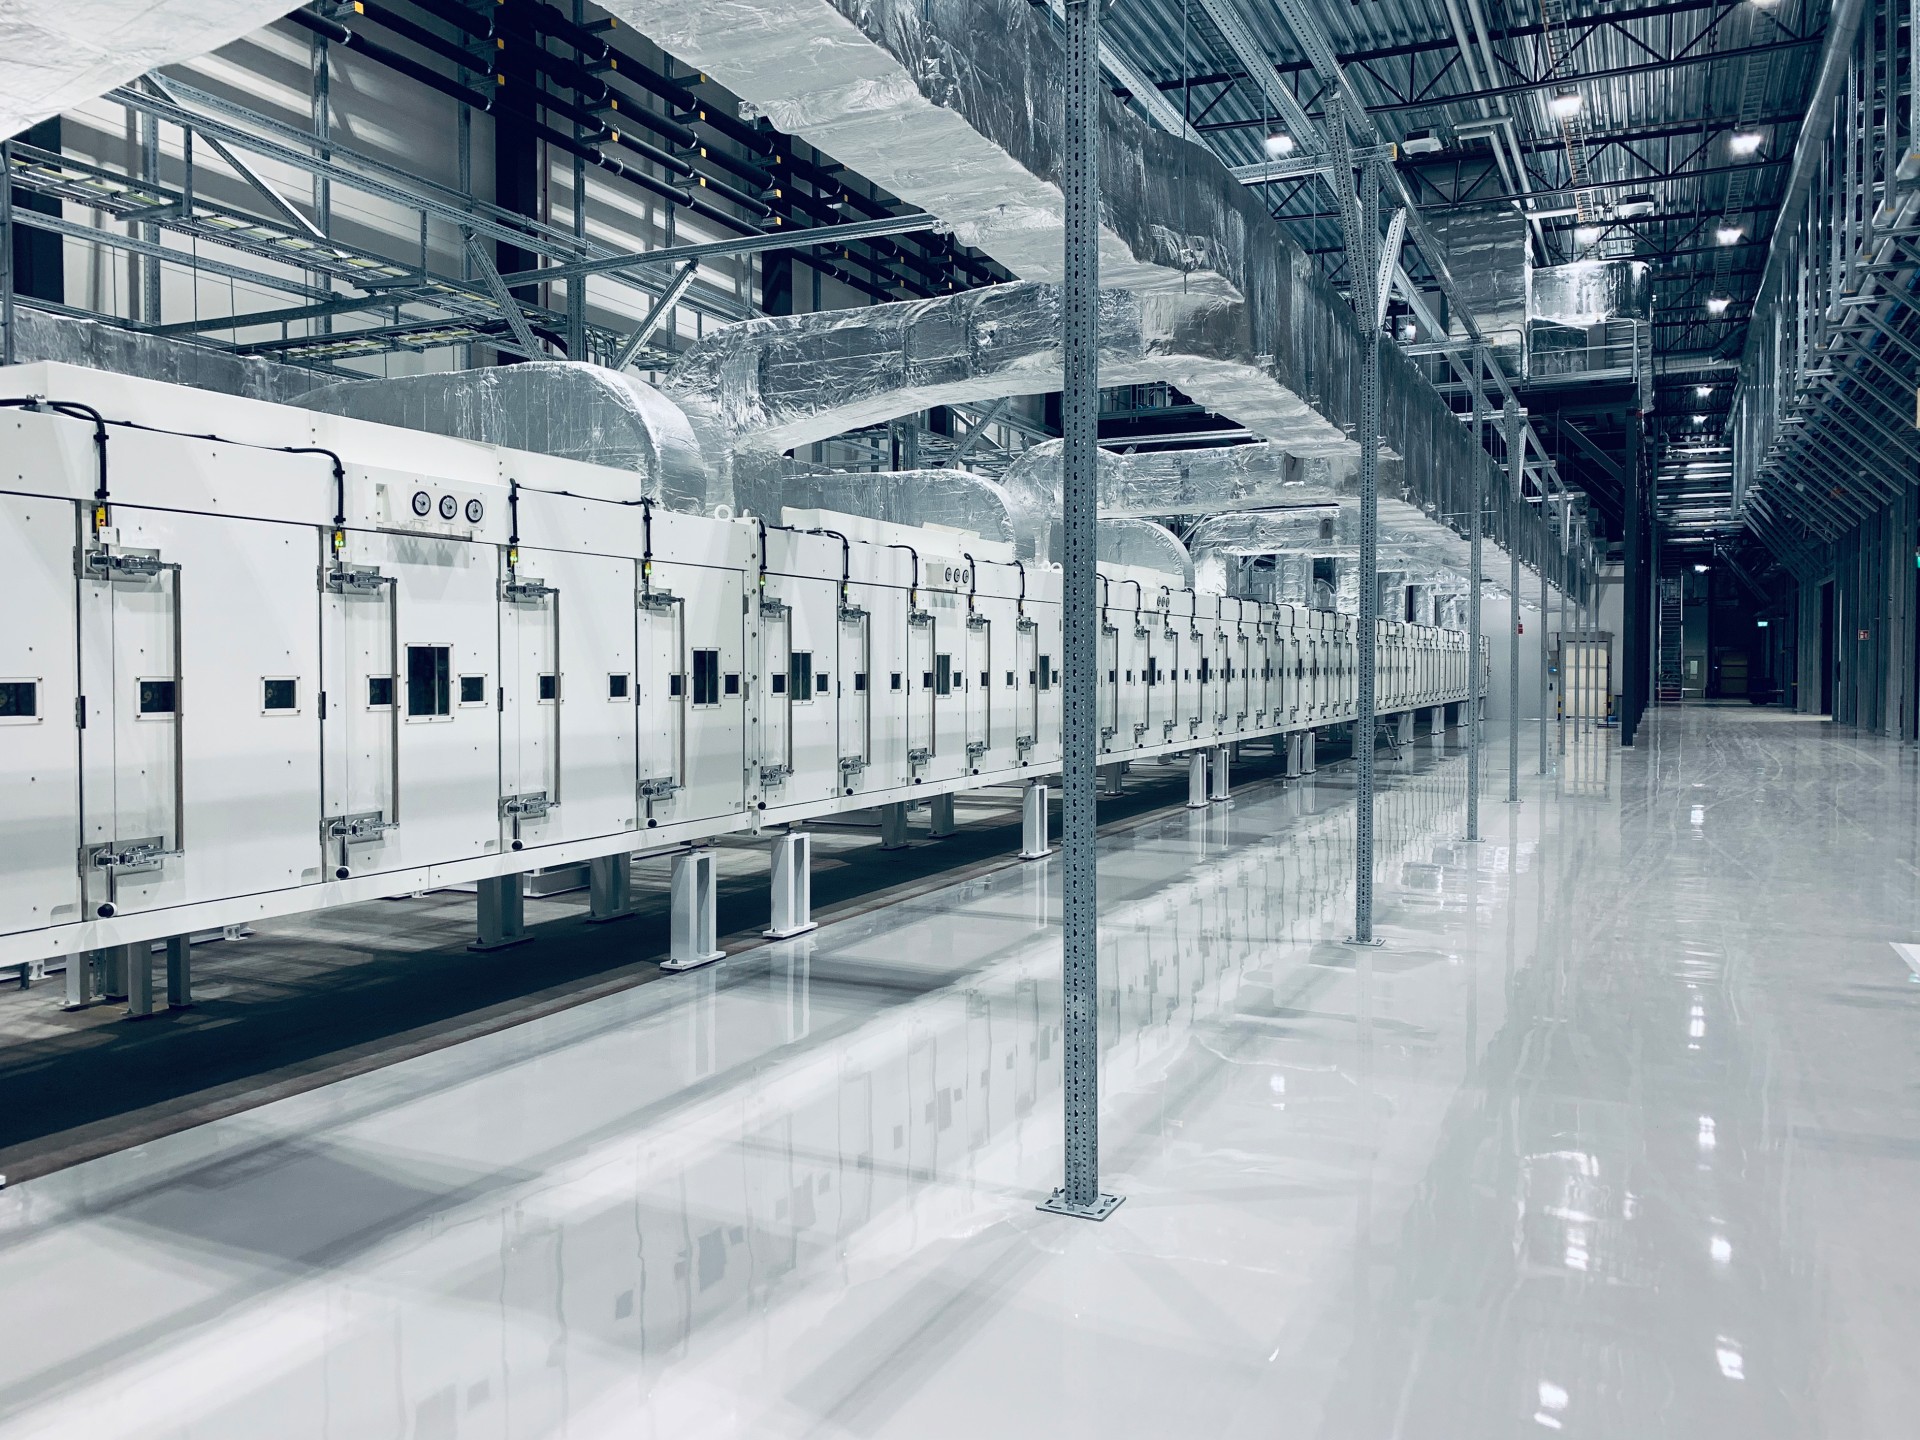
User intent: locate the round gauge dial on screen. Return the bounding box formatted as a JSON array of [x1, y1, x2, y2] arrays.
[[438, 493, 459, 520], [465, 497, 485, 524], [410, 489, 432, 517]]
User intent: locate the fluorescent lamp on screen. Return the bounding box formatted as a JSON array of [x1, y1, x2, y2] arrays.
[[1264, 132, 1295, 157], [1549, 88, 1583, 119]]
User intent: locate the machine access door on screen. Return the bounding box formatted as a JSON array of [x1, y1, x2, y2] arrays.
[[1014, 618, 1038, 756], [321, 530, 497, 881], [963, 615, 990, 769], [1098, 620, 1119, 750], [906, 612, 935, 770], [838, 605, 872, 788], [83, 507, 321, 918], [637, 591, 686, 825], [0, 496, 81, 936], [499, 550, 637, 850]]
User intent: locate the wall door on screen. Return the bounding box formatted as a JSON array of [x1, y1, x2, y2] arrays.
[[0, 496, 80, 935]]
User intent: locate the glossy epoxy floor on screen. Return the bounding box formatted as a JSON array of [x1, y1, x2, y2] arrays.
[[3, 708, 1919, 1438]]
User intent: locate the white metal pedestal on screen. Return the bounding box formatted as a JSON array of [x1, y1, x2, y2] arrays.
[[587, 852, 634, 923], [1019, 781, 1053, 859], [927, 793, 957, 838], [1209, 744, 1230, 802], [165, 935, 192, 1008], [122, 941, 154, 1019], [661, 849, 726, 970], [879, 801, 910, 851], [470, 873, 530, 951], [1186, 751, 1209, 809], [764, 831, 818, 939]]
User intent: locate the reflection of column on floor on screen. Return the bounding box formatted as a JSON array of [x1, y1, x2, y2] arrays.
[[588, 852, 634, 922], [774, 937, 812, 1042], [928, 793, 957, 837], [1020, 780, 1053, 859], [1187, 751, 1209, 809], [879, 801, 910, 851]]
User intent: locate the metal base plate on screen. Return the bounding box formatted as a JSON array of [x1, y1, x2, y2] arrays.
[[1019, 847, 1055, 861], [658, 950, 725, 972], [585, 910, 636, 926], [762, 922, 818, 940], [1343, 936, 1386, 948], [1037, 1188, 1125, 1222], [467, 935, 533, 953]]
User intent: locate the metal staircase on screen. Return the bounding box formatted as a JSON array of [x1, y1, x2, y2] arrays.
[[1656, 577, 1685, 703]]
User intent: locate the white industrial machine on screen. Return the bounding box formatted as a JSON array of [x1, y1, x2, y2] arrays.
[[0, 363, 1478, 971]]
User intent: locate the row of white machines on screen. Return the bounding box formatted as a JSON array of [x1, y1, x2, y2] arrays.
[[0, 364, 1481, 970]]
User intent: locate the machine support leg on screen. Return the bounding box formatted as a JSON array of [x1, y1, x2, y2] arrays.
[[1430, 706, 1445, 744], [928, 792, 957, 837], [588, 852, 633, 923], [1303, 729, 1317, 774], [100, 943, 128, 1002], [123, 941, 154, 1019], [879, 801, 910, 851], [1098, 763, 1125, 797], [1284, 731, 1304, 777], [764, 831, 817, 939], [470, 874, 529, 952], [1020, 780, 1053, 860], [1186, 751, 1209, 809], [1396, 712, 1414, 747], [166, 935, 192, 1008], [64, 950, 94, 1011], [1209, 744, 1230, 802], [662, 849, 725, 970]]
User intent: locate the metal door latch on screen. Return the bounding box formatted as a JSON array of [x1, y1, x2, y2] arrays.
[[500, 791, 552, 818], [503, 579, 554, 604], [907, 746, 932, 766], [758, 763, 791, 786], [965, 739, 988, 761], [85, 839, 167, 872], [81, 548, 166, 580], [640, 777, 680, 799], [324, 811, 392, 845], [325, 565, 387, 594]]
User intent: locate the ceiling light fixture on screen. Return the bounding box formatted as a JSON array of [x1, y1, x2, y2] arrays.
[[1549, 88, 1584, 119], [1729, 130, 1764, 156], [1575, 224, 1601, 246], [1264, 132, 1296, 157], [1716, 223, 1744, 245], [1696, 385, 1712, 398], [1706, 296, 1731, 316]]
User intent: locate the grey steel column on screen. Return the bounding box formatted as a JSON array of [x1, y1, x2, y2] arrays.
[[568, 0, 588, 361], [140, 111, 161, 325], [1, 140, 13, 366], [1467, 349, 1484, 842], [1041, 0, 1120, 1222], [1540, 506, 1551, 773], [1505, 401, 1521, 805], [1341, 142, 1383, 945]]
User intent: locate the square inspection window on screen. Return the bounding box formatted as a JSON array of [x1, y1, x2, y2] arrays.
[[261, 677, 299, 713], [0, 679, 40, 720], [607, 673, 630, 701], [890, 673, 903, 692], [853, 672, 868, 693], [538, 673, 558, 702], [459, 674, 487, 706], [368, 675, 395, 708], [138, 678, 178, 716]]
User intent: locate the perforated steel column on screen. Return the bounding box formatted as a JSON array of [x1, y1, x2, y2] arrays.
[[1041, 0, 1121, 1222], [1467, 350, 1484, 842], [1506, 401, 1521, 806], [1540, 512, 1551, 774]]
